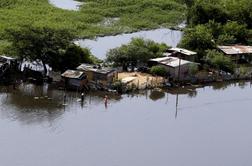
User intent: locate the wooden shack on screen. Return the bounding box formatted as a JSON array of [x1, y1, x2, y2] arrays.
[[149, 57, 198, 80], [76, 64, 117, 86], [166, 48, 197, 62], [61, 70, 87, 89], [217, 45, 252, 64]]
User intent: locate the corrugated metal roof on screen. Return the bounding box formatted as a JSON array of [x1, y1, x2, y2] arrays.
[[77, 64, 116, 74], [61, 70, 85, 79], [218, 45, 252, 55], [0, 55, 16, 61], [168, 48, 197, 56], [149, 57, 196, 68]]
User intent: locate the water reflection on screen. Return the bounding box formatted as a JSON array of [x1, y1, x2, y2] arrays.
[[149, 89, 165, 101], [0, 81, 252, 166], [211, 81, 251, 90], [0, 81, 251, 124]]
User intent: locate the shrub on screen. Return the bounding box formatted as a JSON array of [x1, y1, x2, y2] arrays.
[[205, 50, 235, 73], [188, 63, 199, 75], [150, 66, 167, 76]]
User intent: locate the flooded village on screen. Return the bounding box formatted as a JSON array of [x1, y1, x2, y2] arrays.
[[1, 0, 252, 166]]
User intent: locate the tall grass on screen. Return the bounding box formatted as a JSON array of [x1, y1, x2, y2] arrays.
[[0, 0, 186, 54]]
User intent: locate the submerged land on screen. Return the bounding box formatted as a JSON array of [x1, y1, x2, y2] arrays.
[[0, 1, 252, 166]]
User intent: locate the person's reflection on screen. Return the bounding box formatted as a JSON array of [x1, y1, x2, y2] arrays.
[[175, 93, 179, 119]]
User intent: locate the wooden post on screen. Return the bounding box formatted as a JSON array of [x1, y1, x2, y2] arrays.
[[177, 58, 181, 83]]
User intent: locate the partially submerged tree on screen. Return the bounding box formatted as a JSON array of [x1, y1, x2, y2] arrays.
[[106, 38, 168, 71], [4, 25, 93, 74]]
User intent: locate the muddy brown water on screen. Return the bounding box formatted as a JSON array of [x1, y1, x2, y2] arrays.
[[0, 81, 252, 166]]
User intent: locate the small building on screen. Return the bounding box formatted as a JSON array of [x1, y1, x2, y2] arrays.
[[0, 55, 19, 80], [166, 48, 197, 62], [217, 45, 252, 64], [76, 64, 117, 86], [0, 55, 18, 70], [148, 57, 198, 80], [0, 55, 17, 64], [61, 70, 87, 89]]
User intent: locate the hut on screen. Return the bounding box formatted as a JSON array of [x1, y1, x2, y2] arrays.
[[217, 45, 252, 64], [166, 48, 197, 62], [76, 64, 117, 86], [148, 57, 198, 80], [61, 70, 87, 89]]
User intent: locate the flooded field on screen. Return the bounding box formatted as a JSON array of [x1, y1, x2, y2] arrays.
[[77, 28, 183, 59], [0, 81, 252, 166]]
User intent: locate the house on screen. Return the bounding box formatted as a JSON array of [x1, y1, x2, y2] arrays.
[[0, 55, 19, 80], [0, 55, 17, 64], [217, 45, 252, 64], [0, 55, 18, 70], [166, 48, 197, 62], [61, 70, 88, 89], [148, 57, 198, 80], [76, 64, 117, 86]]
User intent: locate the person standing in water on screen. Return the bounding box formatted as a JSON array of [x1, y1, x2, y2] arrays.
[[81, 93, 85, 102], [104, 95, 108, 108]]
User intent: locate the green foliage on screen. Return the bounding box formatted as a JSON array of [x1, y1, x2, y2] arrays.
[[187, 0, 252, 29], [188, 0, 228, 25], [106, 38, 168, 70], [150, 66, 167, 76], [180, 20, 250, 54], [224, 0, 252, 28], [205, 49, 234, 72], [111, 80, 125, 93], [221, 21, 248, 44], [58, 45, 94, 72], [188, 63, 199, 75], [4, 25, 93, 72], [179, 24, 214, 51], [205, 21, 249, 45], [0, 0, 186, 38]]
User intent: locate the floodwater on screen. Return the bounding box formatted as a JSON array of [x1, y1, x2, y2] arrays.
[[0, 81, 252, 166], [77, 28, 183, 59], [49, 0, 83, 11]]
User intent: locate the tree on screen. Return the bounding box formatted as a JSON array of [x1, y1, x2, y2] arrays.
[[224, 0, 252, 28], [179, 24, 215, 61], [221, 21, 248, 44], [52, 45, 94, 72], [188, 0, 228, 25], [106, 38, 168, 71], [4, 25, 78, 74]]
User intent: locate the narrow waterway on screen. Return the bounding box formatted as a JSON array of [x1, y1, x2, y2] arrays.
[[49, 0, 83, 11], [77, 28, 183, 59], [0, 81, 252, 166]]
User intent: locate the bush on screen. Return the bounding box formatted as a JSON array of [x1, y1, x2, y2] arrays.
[[106, 38, 168, 70], [188, 63, 199, 75], [179, 25, 215, 52], [150, 66, 167, 76], [205, 50, 235, 73]]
